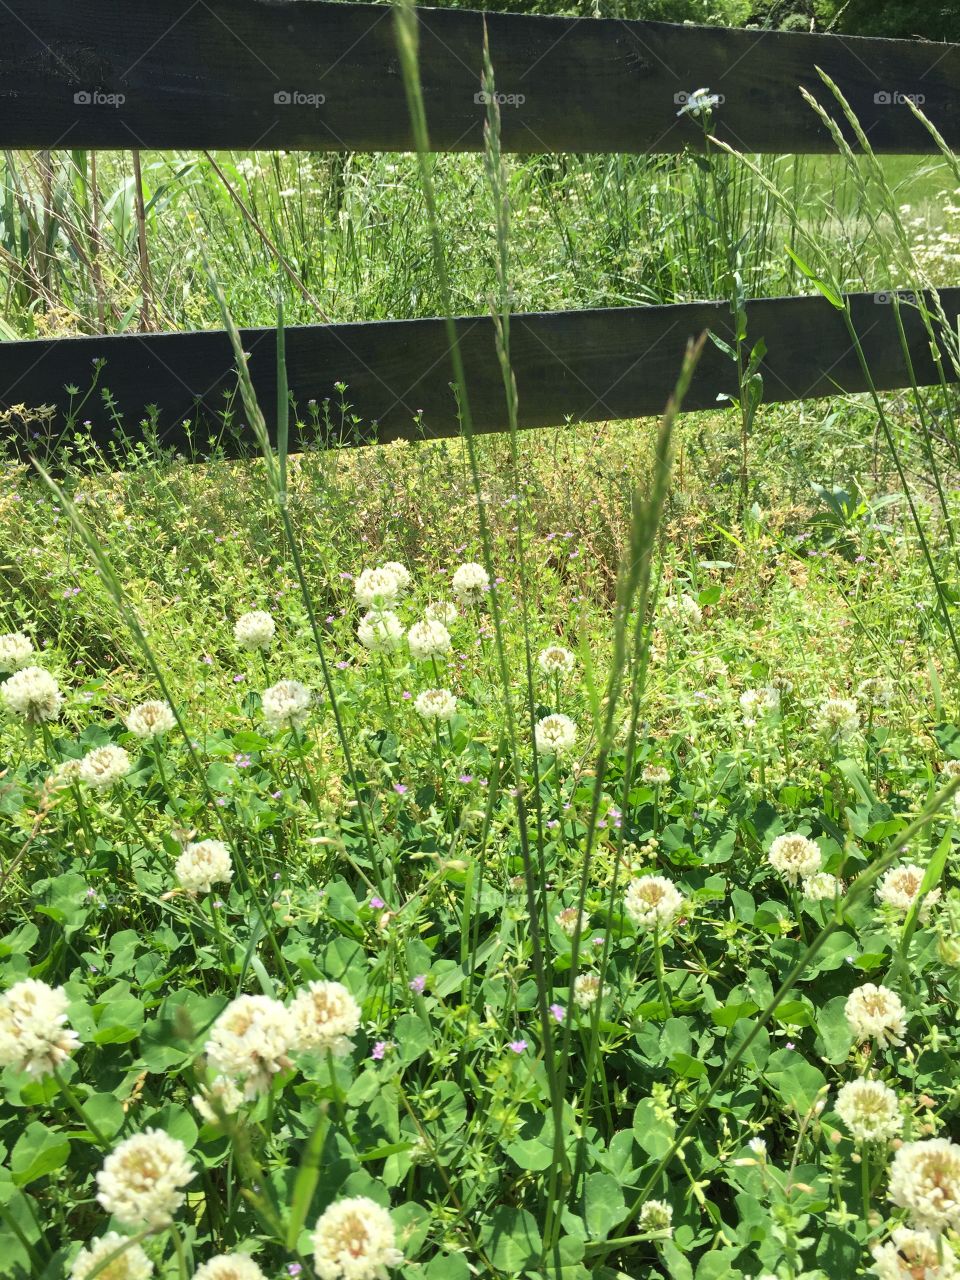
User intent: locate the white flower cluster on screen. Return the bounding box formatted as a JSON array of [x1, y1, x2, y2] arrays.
[[624, 875, 684, 931], [234, 610, 275, 651], [0, 978, 79, 1077], [355, 567, 403, 608], [0, 631, 33, 673], [767, 833, 822, 885], [815, 696, 860, 741], [312, 1196, 403, 1280], [662, 593, 702, 627], [573, 974, 604, 1008], [357, 611, 404, 653], [175, 840, 233, 895], [888, 1138, 960, 1231], [414, 688, 457, 722], [534, 713, 577, 757], [858, 676, 895, 709], [425, 600, 457, 625], [1, 665, 63, 723], [802, 871, 841, 901], [740, 686, 780, 725], [381, 561, 411, 591], [537, 645, 575, 677], [637, 1198, 673, 1236], [205, 994, 295, 1100], [192, 1074, 244, 1126], [69, 1232, 153, 1280], [96, 1129, 194, 1229], [877, 864, 939, 918], [261, 679, 311, 733], [642, 764, 670, 786], [407, 619, 451, 661], [80, 744, 131, 789], [451, 562, 490, 604], [193, 1255, 267, 1280], [834, 1077, 902, 1144], [126, 700, 176, 740], [555, 907, 582, 938], [871, 1226, 957, 1280], [290, 981, 362, 1057], [844, 983, 906, 1048]]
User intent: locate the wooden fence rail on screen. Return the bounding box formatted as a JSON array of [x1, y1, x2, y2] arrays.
[[0, 2, 958, 460]]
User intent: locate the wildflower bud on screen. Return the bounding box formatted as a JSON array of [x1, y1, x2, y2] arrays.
[[919, 1094, 936, 1108], [851, 1152, 862, 1164], [377, 911, 393, 931], [830, 1129, 842, 1144], [923, 1122, 936, 1135], [791, 1182, 815, 1194]]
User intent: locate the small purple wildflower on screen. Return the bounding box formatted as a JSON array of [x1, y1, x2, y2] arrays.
[[393, 782, 408, 795], [370, 896, 385, 909], [508, 1039, 527, 1054], [371, 1041, 387, 1060], [549, 1004, 565, 1022], [458, 774, 473, 784], [409, 975, 427, 994]]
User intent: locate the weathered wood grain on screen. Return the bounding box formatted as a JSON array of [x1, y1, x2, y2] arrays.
[[1, 289, 956, 459], [0, 0, 955, 153]]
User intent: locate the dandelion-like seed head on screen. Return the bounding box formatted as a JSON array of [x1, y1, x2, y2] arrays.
[[234, 611, 276, 651], [0, 631, 34, 673], [534, 713, 577, 758], [357, 611, 404, 654], [290, 981, 361, 1058], [126, 700, 176, 740], [451, 562, 490, 604], [95, 1129, 194, 1230], [192, 1255, 267, 1280], [425, 601, 457, 625], [175, 840, 233, 895], [815, 696, 860, 742], [835, 1077, 902, 1144], [888, 1138, 960, 1231], [311, 1196, 404, 1280], [261, 680, 312, 734], [205, 995, 296, 1099], [79, 744, 131, 790], [870, 1226, 958, 1279], [1, 665, 63, 723], [414, 688, 457, 722], [537, 645, 575, 677], [624, 875, 684, 931], [0, 978, 79, 1078], [354, 567, 401, 609], [407, 619, 451, 661], [767, 833, 822, 885], [69, 1232, 153, 1280], [844, 983, 907, 1049]]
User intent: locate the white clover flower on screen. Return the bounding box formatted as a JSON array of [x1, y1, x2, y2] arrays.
[[748, 1138, 767, 1158], [844, 983, 907, 1049], [573, 974, 604, 1009], [638, 1198, 673, 1235], [740, 686, 780, 725], [534, 713, 577, 757], [942, 759, 960, 781], [261, 679, 311, 733], [192, 1255, 267, 1280], [835, 1078, 902, 1144], [802, 871, 842, 901], [79, 744, 131, 790], [0, 979, 79, 1078], [555, 907, 582, 938], [175, 840, 233, 895], [624, 875, 685, 931], [767, 833, 822, 885], [407, 619, 451, 661], [234, 611, 276, 652], [871, 1226, 958, 1280], [677, 87, 721, 118], [0, 631, 34, 673], [451, 562, 490, 604], [49, 758, 84, 791], [662, 593, 702, 627], [354, 567, 401, 609], [126, 700, 176, 740], [192, 1074, 244, 1126], [1, 665, 63, 723], [312, 1196, 404, 1280], [414, 688, 457, 722], [357, 610, 404, 654], [95, 1129, 194, 1230], [205, 994, 296, 1099], [642, 764, 671, 785], [858, 677, 895, 709], [380, 562, 411, 592], [877, 865, 940, 919], [69, 1232, 153, 1280], [815, 696, 860, 741], [888, 1139, 960, 1231], [290, 981, 361, 1058], [425, 601, 457, 625], [537, 645, 576, 677]]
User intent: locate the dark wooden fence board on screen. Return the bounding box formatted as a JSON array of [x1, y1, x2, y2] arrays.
[[1, 289, 956, 458], [0, 1, 956, 154]]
